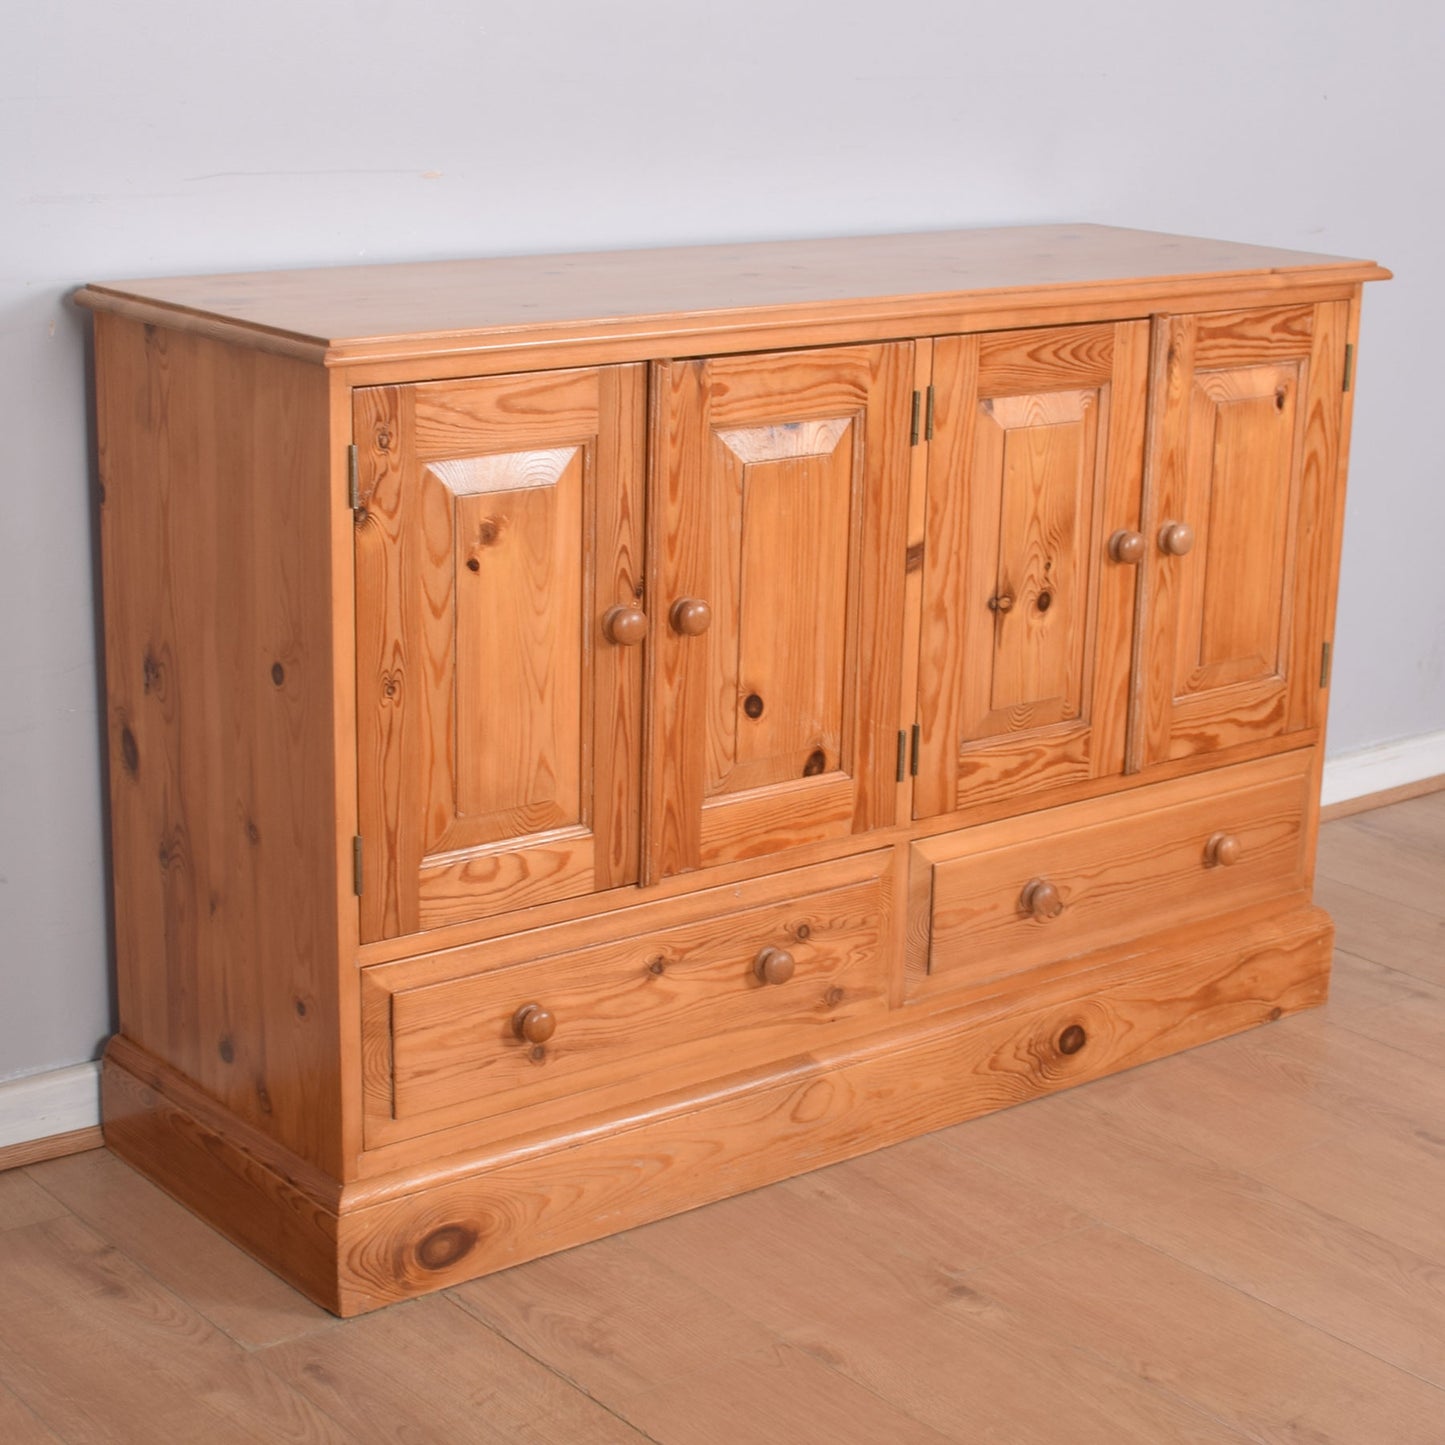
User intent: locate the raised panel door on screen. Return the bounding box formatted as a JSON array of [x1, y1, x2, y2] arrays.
[[914, 322, 1149, 817], [646, 344, 912, 881], [1137, 303, 1348, 765], [354, 366, 646, 941]]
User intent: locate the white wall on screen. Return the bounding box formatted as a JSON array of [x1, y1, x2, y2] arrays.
[[2, 1, 1440, 1084]]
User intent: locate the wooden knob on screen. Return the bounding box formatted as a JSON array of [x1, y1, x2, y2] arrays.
[[511, 1003, 556, 1044], [1021, 878, 1065, 920], [670, 597, 712, 636], [754, 947, 795, 986], [602, 605, 648, 646], [1159, 522, 1195, 557], [1205, 832, 1242, 868], [1109, 529, 1146, 565]]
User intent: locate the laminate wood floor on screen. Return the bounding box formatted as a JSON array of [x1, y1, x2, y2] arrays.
[[3, 793, 1443, 1443]]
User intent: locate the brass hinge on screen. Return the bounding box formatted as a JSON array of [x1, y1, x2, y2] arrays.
[[910, 723, 921, 777], [1320, 641, 1333, 688], [910, 391, 921, 446], [924, 384, 936, 441], [347, 444, 361, 511], [352, 835, 364, 896], [1342, 343, 1354, 393], [896, 730, 908, 783]]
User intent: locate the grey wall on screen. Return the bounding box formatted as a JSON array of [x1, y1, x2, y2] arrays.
[[3, 1, 1440, 1083]]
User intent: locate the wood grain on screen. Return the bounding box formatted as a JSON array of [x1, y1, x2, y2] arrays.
[[94, 314, 345, 1174], [262, 1293, 649, 1443], [28, 1146, 335, 1350], [76, 224, 1388, 369], [1243, 1121, 1445, 1264], [0, 1170, 70, 1233], [958, 1224, 1445, 1445], [646, 343, 910, 879], [0, 1214, 351, 1443], [6, 799, 1442, 1436], [102, 1051, 343, 1313], [916, 321, 1147, 815], [455, 1230, 958, 1442], [1313, 872, 1445, 981], [0, 1126, 103, 1173], [380, 867, 893, 1131], [1201, 1002, 1445, 1165], [84, 231, 1386, 1323], [775, 1282, 1250, 1443], [1139, 302, 1346, 766], [618, 1343, 962, 1445], [0, 1383, 61, 1445], [600, 1134, 1091, 1335], [354, 365, 645, 940], [455, 1231, 765, 1399], [1315, 810, 1445, 918], [921, 755, 1310, 986], [332, 906, 1329, 1312], [958, 1062, 1445, 1386]]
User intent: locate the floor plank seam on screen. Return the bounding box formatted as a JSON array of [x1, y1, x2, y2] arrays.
[[19, 1160, 345, 1359], [942, 1094, 1445, 1391], [1329, 944, 1445, 992], [1059, 1214, 1445, 1401], [442, 1290, 669, 1445]]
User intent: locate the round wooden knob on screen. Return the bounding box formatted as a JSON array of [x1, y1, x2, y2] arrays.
[[1205, 832, 1242, 868], [602, 605, 648, 646], [1021, 878, 1065, 920], [670, 597, 712, 636], [1159, 522, 1195, 557], [511, 1003, 556, 1044], [754, 947, 795, 986], [1109, 529, 1146, 565]]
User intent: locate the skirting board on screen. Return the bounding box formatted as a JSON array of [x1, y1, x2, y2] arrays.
[[2, 730, 1441, 1164], [0, 1061, 101, 1154], [1319, 728, 1445, 815]]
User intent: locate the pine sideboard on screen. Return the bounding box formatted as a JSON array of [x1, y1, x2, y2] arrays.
[[78, 225, 1390, 1315]]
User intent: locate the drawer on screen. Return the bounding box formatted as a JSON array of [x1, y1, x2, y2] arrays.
[[361, 850, 897, 1145], [914, 755, 1312, 989]]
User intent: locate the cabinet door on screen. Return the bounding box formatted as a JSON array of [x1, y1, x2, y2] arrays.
[[914, 322, 1149, 818], [1137, 303, 1348, 766], [646, 344, 912, 881], [354, 366, 645, 942]]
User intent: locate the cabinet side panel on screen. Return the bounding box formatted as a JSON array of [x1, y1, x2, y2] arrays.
[[95, 314, 344, 1173]]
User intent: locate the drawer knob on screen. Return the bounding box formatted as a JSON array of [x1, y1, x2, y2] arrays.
[[1159, 521, 1195, 557], [602, 605, 648, 646], [511, 1003, 557, 1045], [754, 946, 796, 986], [1109, 529, 1146, 565], [670, 597, 713, 636], [1205, 832, 1242, 868], [1021, 878, 1065, 920]]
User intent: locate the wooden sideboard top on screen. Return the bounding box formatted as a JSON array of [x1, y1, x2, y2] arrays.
[[75, 224, 1390, 368]]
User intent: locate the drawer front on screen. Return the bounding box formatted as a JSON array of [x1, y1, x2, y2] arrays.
[[919, 757, 1311, 988], [363, 851, 897, 1144]]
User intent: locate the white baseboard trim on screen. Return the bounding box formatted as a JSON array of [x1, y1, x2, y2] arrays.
[[1321, 729, 1445, 809], [0, 1061, 101, 1151]]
